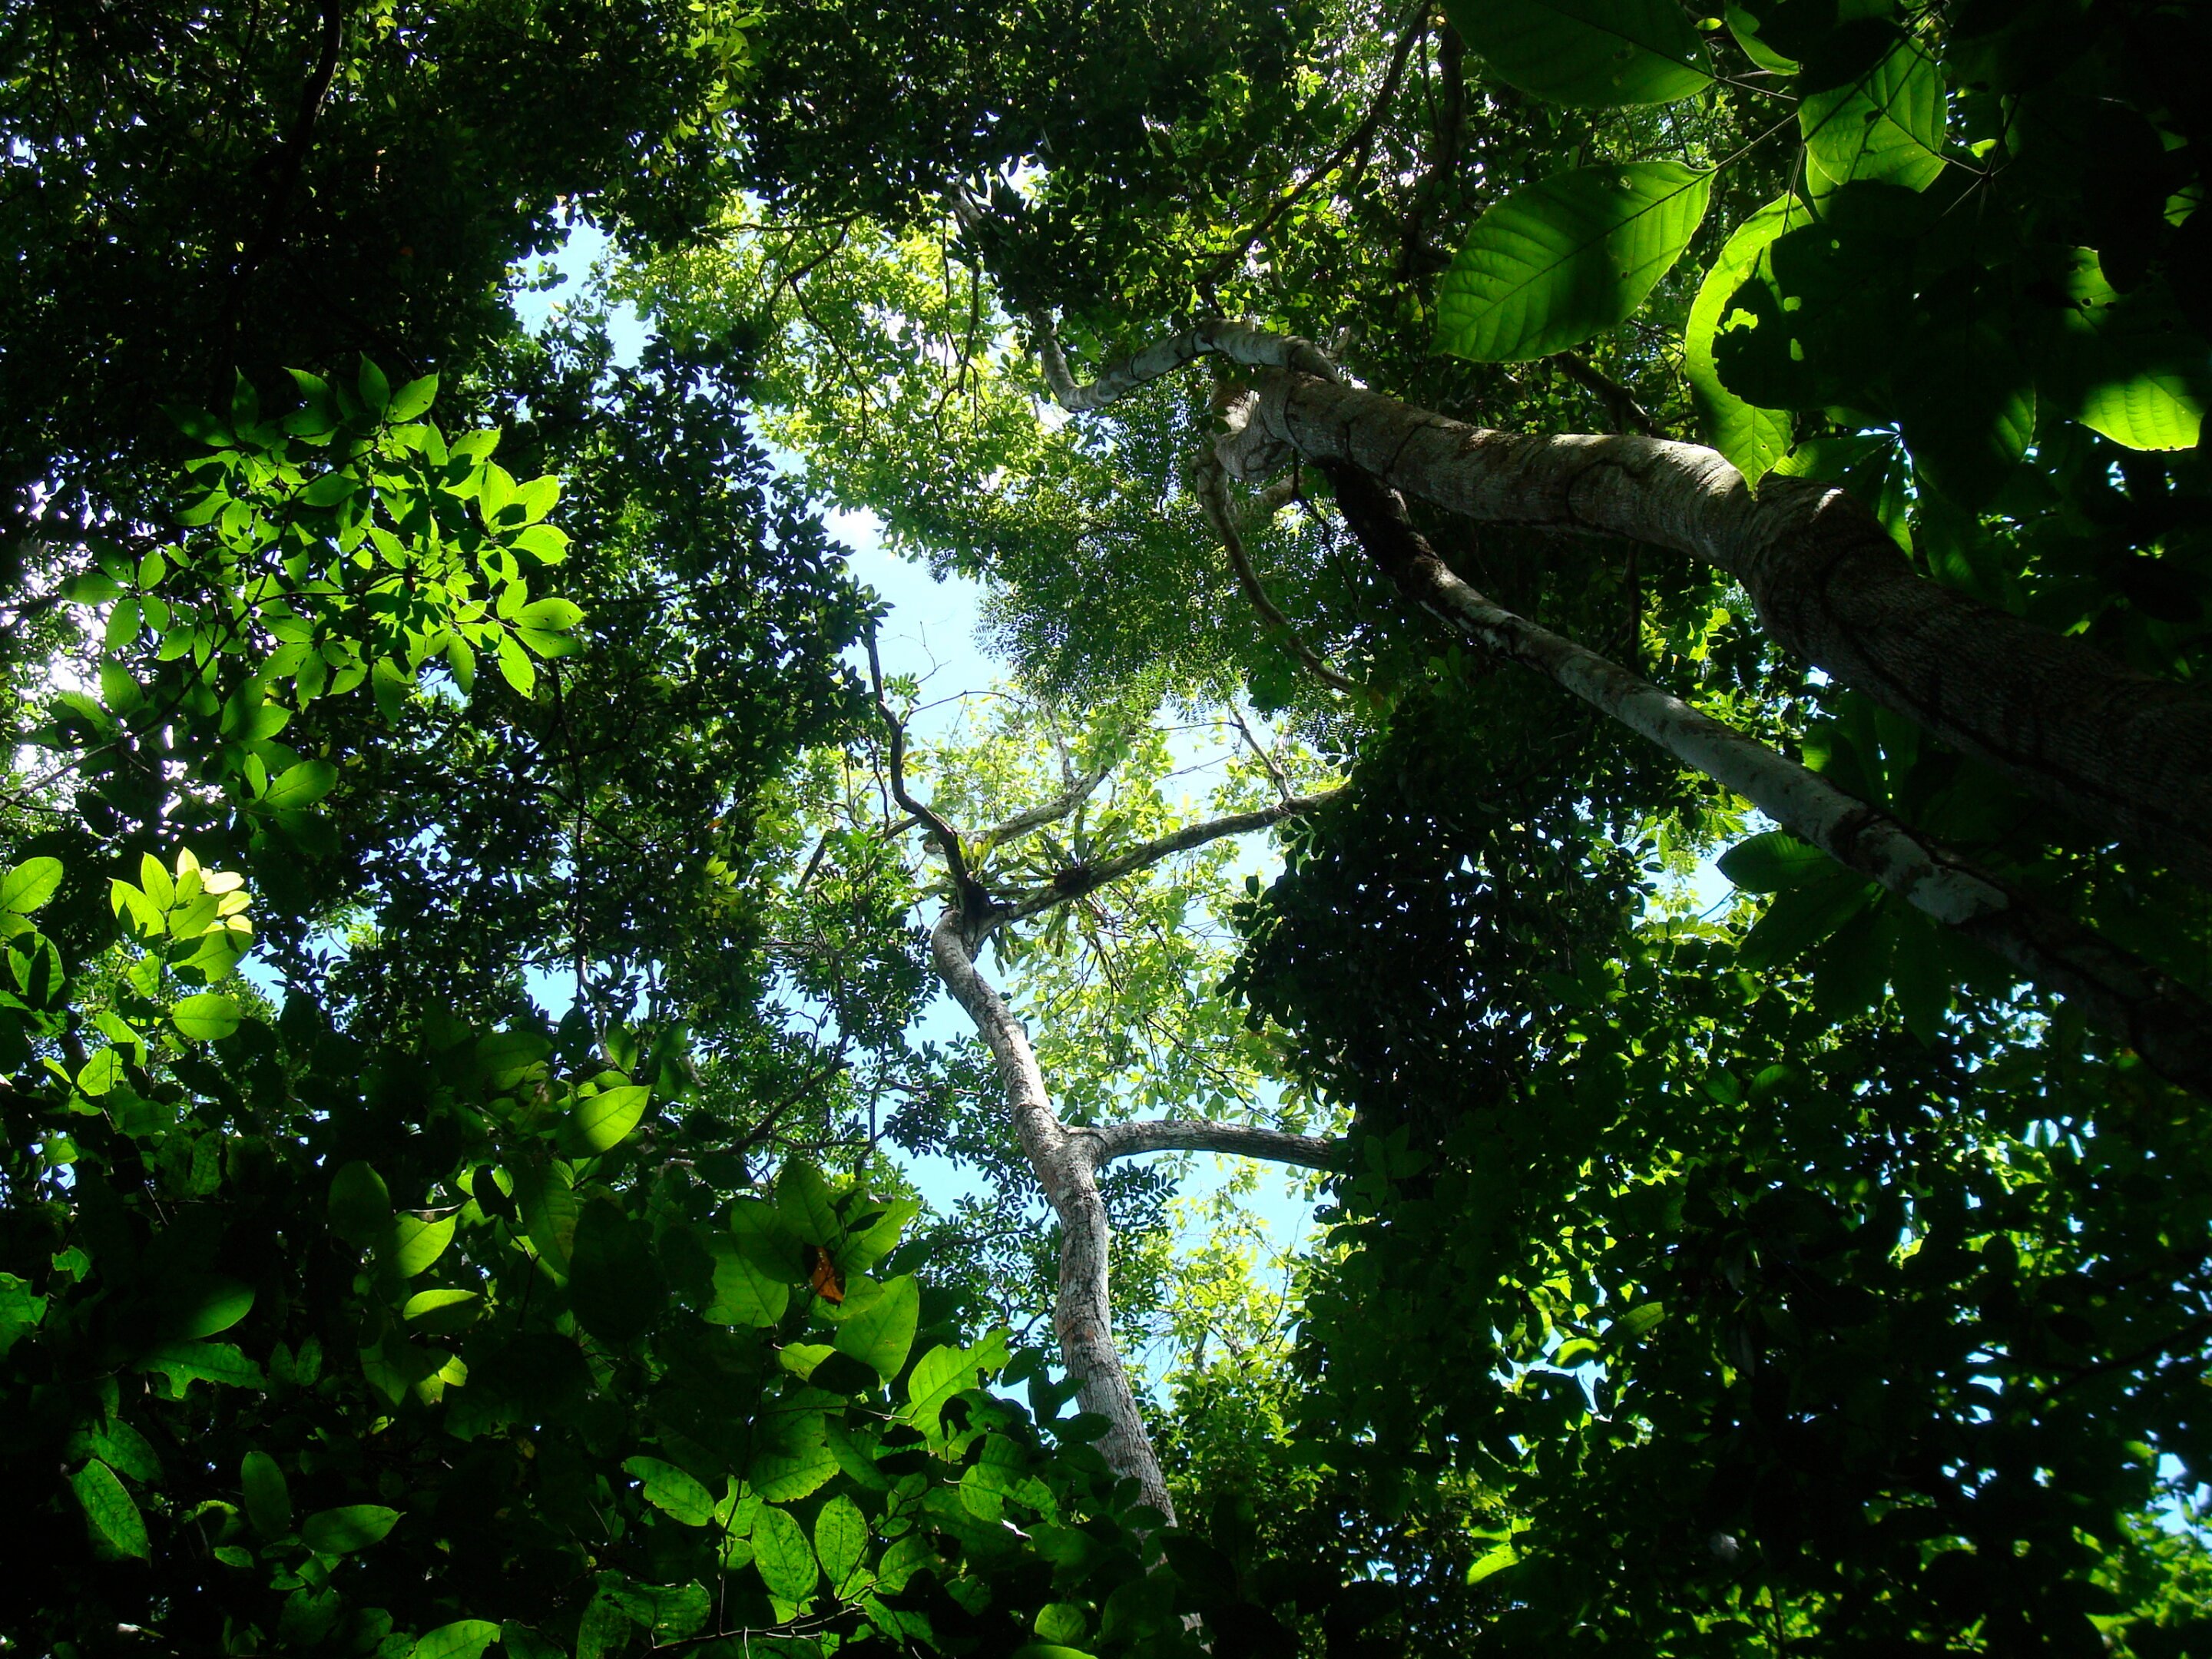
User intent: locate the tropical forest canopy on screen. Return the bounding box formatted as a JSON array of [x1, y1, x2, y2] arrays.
[[4, 0, 2212, 1654]]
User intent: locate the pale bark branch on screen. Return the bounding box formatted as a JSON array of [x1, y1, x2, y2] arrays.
[[975, 762, 1117, 853], [1021, 315, 2212, 887], [999, 791, 1342, 927], [927, 910, 1177, 1522], [1084, 1118, 1343, 1171], [1322, 462, 2212, 1102]]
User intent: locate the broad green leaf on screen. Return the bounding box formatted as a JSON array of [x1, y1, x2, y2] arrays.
[[261, 759, 337, 810], [73, 1419, 159, 1483], [815, 1495, 869, 1594], [1444, 0, 1710, 105], [171, 992, 242, 1041], [242, 1449, 293, 1538], [777, 1160, 841, 1243], [1, 856, 63, 915], [562, 1082, 650, 1154], [302, 1503, 400, 1555], [382, 1214, 455, 1280], [388, 373, 440, 423], [1737, 863, 1875, 972], [515, 1161, 580, 1273], [71, 1459, 151, 1558], [1716, 830, 1829, 893], [568, 1200, 667, 1344], [1800, 30, 1945, 191], [1466, 1544, 1520, 1584], [1604, 1303, 1666, 1344], [2041, 251, 2206, 450], [751, 1504, 820, 1604], [1684, 197, 1808, 480], [403, 1288, 484, 1334], [134, 1339, 267, 1393], [501, 1627, 564, 1659], [518, 597, 583, 631], [497, 629, 537, 697], [575, 1594, 634, 1659], [170, 1275, 254, 1338], [410, 1622, 498, 1659], [358, 356, 391, 415], [835, 1273, 920, 1381], [329, 1161, 392, 1245], [624, 1456, 717, 1525], [906, 1343, 976, 1434], [76, 1048, 125, 1098], [751, 1422, 839, 1502], [1436, 163, 1712, 362], [1890, 909, 1952, 1043], [0, 1272, 47, 1356], [704, 1233, 793, 1327], [1035, 1606, 1090, 1645]]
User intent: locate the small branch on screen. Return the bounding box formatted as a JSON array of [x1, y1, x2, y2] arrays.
[[1227, 704, 1292, 800], [1549, 350, 1660, 437], [1085, 1118, 1343, 1171], [223, 0, 347, 336], [865, 630, 973, 896], [1196, 452, 1363, 699], [1000, 790, 1342, 927]]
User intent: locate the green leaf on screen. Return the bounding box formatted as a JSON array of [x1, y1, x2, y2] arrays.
[[403, 1288, 485, 1334], [1443, 0, 1710, 105], [170, 1275, 254, 1338], [496, 629, 538, 697], [569, 1200, 667, 1345], [1800, 29, 1945, 192], [388, 373, 440, 423], [1035, 1606, 1090, 1646], [77, 1048, 126, 1098], [134, 1339, 266, 1393], [1684, 197, 1807, 480], [1436, 163, 1712, 363], [172, 992, 242, 1041], [1604, 1303, 1666, 1344], [777, 1160, 841, 1243], [329, 1161, 392, 1246], [242, 1449, 293, 1538], [302, 1504, 401, 1555], [373, 657, 412, 724], [501, 1626, 565, 1659], [1890, 909, 1952, 1044], [1466, 1543, 1520, 1585], [704, 1233, 793, 1327], [906, 1343, 976, 1434], [71, 1459, 151, 1558], [409, 1622, 498, 1659], [382, 1214, 455, 1280], [1813, 906, 1892, 1022], [517, 597, 584, 632], [562, 1082, 650, 1154], [515, 1161, 580, 1274], [624, 1456, 717, 1525], [2040, 252, 2207, 451], [262, 759, 337, 810], [751, 1504, 820, 1604], [1, 857, 64, 915], [815, 1495, 869, 1594], [358, 357, 391, 415], [835, 1273, 919, 1381], [1716, 830, 1829, 893], [1737, 863, 1876, 972]]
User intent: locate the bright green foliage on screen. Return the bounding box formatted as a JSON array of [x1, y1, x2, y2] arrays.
[[1435, 162, 1712, 361], [1442, 0, 1711, 106]]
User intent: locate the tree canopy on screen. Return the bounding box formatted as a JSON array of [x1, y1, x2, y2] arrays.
[[5, 0, 2212, 1655]]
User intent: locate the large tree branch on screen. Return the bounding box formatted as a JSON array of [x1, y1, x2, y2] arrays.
[[999, 790, 1342, 927], [1321, 462, 2212, 1102], [1022, 316, 2212, 888], [1084, 1118, 1343, 1171], [974, 761, 1117, 855]]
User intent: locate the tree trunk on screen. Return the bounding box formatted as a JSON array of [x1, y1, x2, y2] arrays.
[[928, 908, 1180, 1522]]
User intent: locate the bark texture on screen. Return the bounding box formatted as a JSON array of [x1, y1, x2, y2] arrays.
[[1249, 369, 2212, 887], [1319, 462, 2212, 1101]]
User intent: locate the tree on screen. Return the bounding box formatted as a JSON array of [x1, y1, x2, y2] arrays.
[[9, 0, 2212, 1652]]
